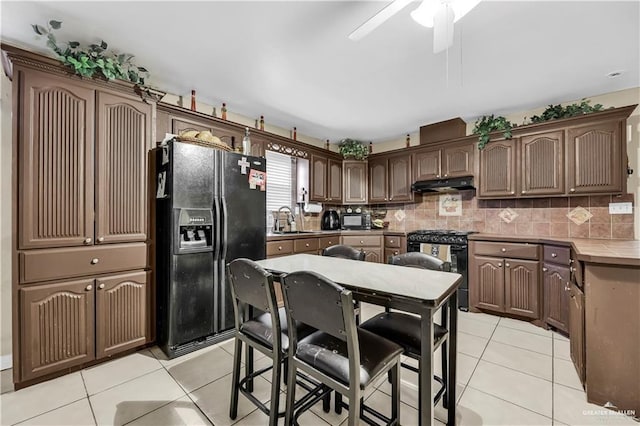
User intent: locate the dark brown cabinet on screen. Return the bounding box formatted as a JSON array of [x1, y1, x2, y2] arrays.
[[341, 234, 383, 264], [470, 241, 541, 320], [567, 121, 622, 194], [569, 282, 585, 385], [478, 139, 517, 198], [310, 154, 342, 203], [477, 106, 634, 199], [543, 245, 571, 334], [19, 271, 148, 381], [9, 51, 155, 387], [413, 142, 474, 182], [368, 154, 413, 204], [520, 131, 564, 196], [343, 161, 367, 204]]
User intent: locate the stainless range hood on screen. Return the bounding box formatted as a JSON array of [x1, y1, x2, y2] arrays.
[[411, 176, 475, 193]]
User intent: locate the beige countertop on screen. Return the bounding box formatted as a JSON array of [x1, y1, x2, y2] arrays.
[[469, 233, 640, 267], [266, 229, 406, 241]]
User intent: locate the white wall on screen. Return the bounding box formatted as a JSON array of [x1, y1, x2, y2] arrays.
[[0, 70, 13, 369]]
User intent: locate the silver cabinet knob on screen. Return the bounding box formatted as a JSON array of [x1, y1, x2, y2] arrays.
[[390, 240, 394, 244], [360, 240, 364, 244], [501, 248, 507, 252], [86, 285, 93, 291], [98, 283, 105, 289], [542, 267, 548, 272], [505, 262, 511, 267], [328, 241, 333, 245], [570, 188, 576, 192], [305, 243, 310, 247], [278, 246, 283, 251], [394, 251, 399, 255], [570, 266, 576, 273], [91, 258, 99, 264], [551, 253, 557, 258], [84, 238, 92, 244], [522, 190, 527, 194], [564, 284, 571, 292], [510, 191, 515, 195], [97, 237, 104, 243], [498, 262, 503, 267], [444, 174, 448, 177], [436, 175, 441, 178]]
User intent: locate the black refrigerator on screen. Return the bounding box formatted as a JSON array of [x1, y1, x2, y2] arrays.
[[155, 141, 266, 358]]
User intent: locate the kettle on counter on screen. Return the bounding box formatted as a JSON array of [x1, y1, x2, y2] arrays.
[[321, 209, 340, 230]]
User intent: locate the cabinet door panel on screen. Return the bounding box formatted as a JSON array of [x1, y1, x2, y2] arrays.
[[413, 149, 441, 181], [478, 140, 517, 198], [443, 143, 474, 178], [368, 159, 388, 203], [521, 131, 564, 196], [96, 271, 148, 358], [96, 92, 152, 244], [328, 159, 343, 203], [568, 121, 622, 194], [543, 263, 570, 333], [504, 259, 539, 319], [472, 256, 504, 313], [343, 161, 367, 204], [310, 155, 328, 202], [20, 279, 95, 381], [19, 70, 95, 249], [364, 248, 383, 264], [388, 154, 413, 202], [569, 283, 585, 385]]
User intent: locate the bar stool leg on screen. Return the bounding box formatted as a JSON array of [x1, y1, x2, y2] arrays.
[[347, 390, 361, 426], [442, 340, 449, 409], [229, 338, 243, 419], [269, 353, 282, 426], [284, 360, 297, 426], [391, 363, 400, 424], [335, 392, 343, 414]]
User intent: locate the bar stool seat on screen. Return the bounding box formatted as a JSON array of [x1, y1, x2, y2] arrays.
[[241, 307, 312, 352], [361, 312, 448, 357], [296, 328, 403, 389]]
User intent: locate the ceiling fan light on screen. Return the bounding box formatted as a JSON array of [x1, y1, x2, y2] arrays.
[[410, 0, 439, 28]]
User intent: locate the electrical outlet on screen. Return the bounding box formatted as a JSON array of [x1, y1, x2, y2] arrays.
[[609, 202, 633, 214]]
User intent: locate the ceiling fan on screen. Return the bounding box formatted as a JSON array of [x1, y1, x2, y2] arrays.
[[349, 0, 482, 53]]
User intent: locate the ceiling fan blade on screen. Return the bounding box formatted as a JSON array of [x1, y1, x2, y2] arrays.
[[348, 0, 414, 41]]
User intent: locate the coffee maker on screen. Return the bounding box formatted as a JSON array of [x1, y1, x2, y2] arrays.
[[321, 209, 340, 230]]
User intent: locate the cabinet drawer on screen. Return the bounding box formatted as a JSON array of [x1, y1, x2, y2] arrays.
[[319, 236, 339, 250], [384, 248, 401, 262], [384, 236, 401, 248], [473, 241, 539, 260], [294, 238, 319, 253], [544, 245, 570, 265], [267, 240, 294, 257], [20, 243, 147, 283], [342, 235, 382, 248]]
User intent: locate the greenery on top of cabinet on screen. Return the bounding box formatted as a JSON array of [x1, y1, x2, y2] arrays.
[[339, 139, 369, 160], [472, 115, 514, 150], [32, 20, 150, 86], [529, 100, 604, 123]]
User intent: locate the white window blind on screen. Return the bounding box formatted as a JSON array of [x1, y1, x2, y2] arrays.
[[266, 150, 294, 214]]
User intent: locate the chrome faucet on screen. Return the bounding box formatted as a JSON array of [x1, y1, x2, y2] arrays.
[[275, 206, 295, 232]]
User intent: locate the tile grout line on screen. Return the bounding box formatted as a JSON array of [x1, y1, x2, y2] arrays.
[[120, 394, 190, 426], [496, 322, 555, 339], [9, 395, 89, 426], [80, 371, 99, 426], [465, 384, 555, 422]]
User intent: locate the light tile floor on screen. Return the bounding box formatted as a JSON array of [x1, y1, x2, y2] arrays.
[[1, 305, 638, 426]]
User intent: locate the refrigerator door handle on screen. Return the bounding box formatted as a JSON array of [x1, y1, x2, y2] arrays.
[[220, 197, 228, 261], [213, 197, 222, 261]]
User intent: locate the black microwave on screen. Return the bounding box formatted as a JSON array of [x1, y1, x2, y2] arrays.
[[341, 213, 371, 230]]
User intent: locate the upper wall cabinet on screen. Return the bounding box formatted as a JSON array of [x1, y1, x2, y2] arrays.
[[413, 141, 474, 182], [369, 153, 413, 204], [477, 106, 636, 199], [18, 69, 152, 249], [310, 154, 342, 203], [343, 161, 367, 204]]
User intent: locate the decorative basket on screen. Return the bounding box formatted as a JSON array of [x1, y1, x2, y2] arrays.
[[176, 134, 232, 151]]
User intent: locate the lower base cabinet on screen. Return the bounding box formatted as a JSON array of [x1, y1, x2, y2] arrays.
[[20, 271, 148, 381], [543, 263, 570, 334], [569, 282, 585, 385]]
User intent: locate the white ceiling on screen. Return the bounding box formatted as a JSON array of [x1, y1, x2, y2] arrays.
[[2, 1, 639, 143]]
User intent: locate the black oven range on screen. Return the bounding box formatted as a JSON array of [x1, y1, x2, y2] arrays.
[[407, 230, 475, 311]]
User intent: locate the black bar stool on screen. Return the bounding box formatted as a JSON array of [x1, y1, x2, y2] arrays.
[[360, 252, 452, 411], [227, 258, 318, 425], [282, 270, 403, 426]]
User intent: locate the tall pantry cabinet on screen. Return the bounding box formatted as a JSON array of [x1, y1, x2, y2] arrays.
[[7, 47, 158, 387]]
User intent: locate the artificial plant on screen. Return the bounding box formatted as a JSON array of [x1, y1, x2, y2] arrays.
[[529, 99, 604, 123], [472, 115, 514, 149], [32, 20, 149, 86], [339, 138, 369, 160]]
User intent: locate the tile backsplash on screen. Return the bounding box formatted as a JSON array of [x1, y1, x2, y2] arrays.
[[382, 192, 634, 239]]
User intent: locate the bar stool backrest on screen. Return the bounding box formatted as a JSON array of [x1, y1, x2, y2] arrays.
[[282, 271, 354, 342], [322, 244, 366, 261], [228, 258, 279, 334], [389, 252, 451, 272]]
